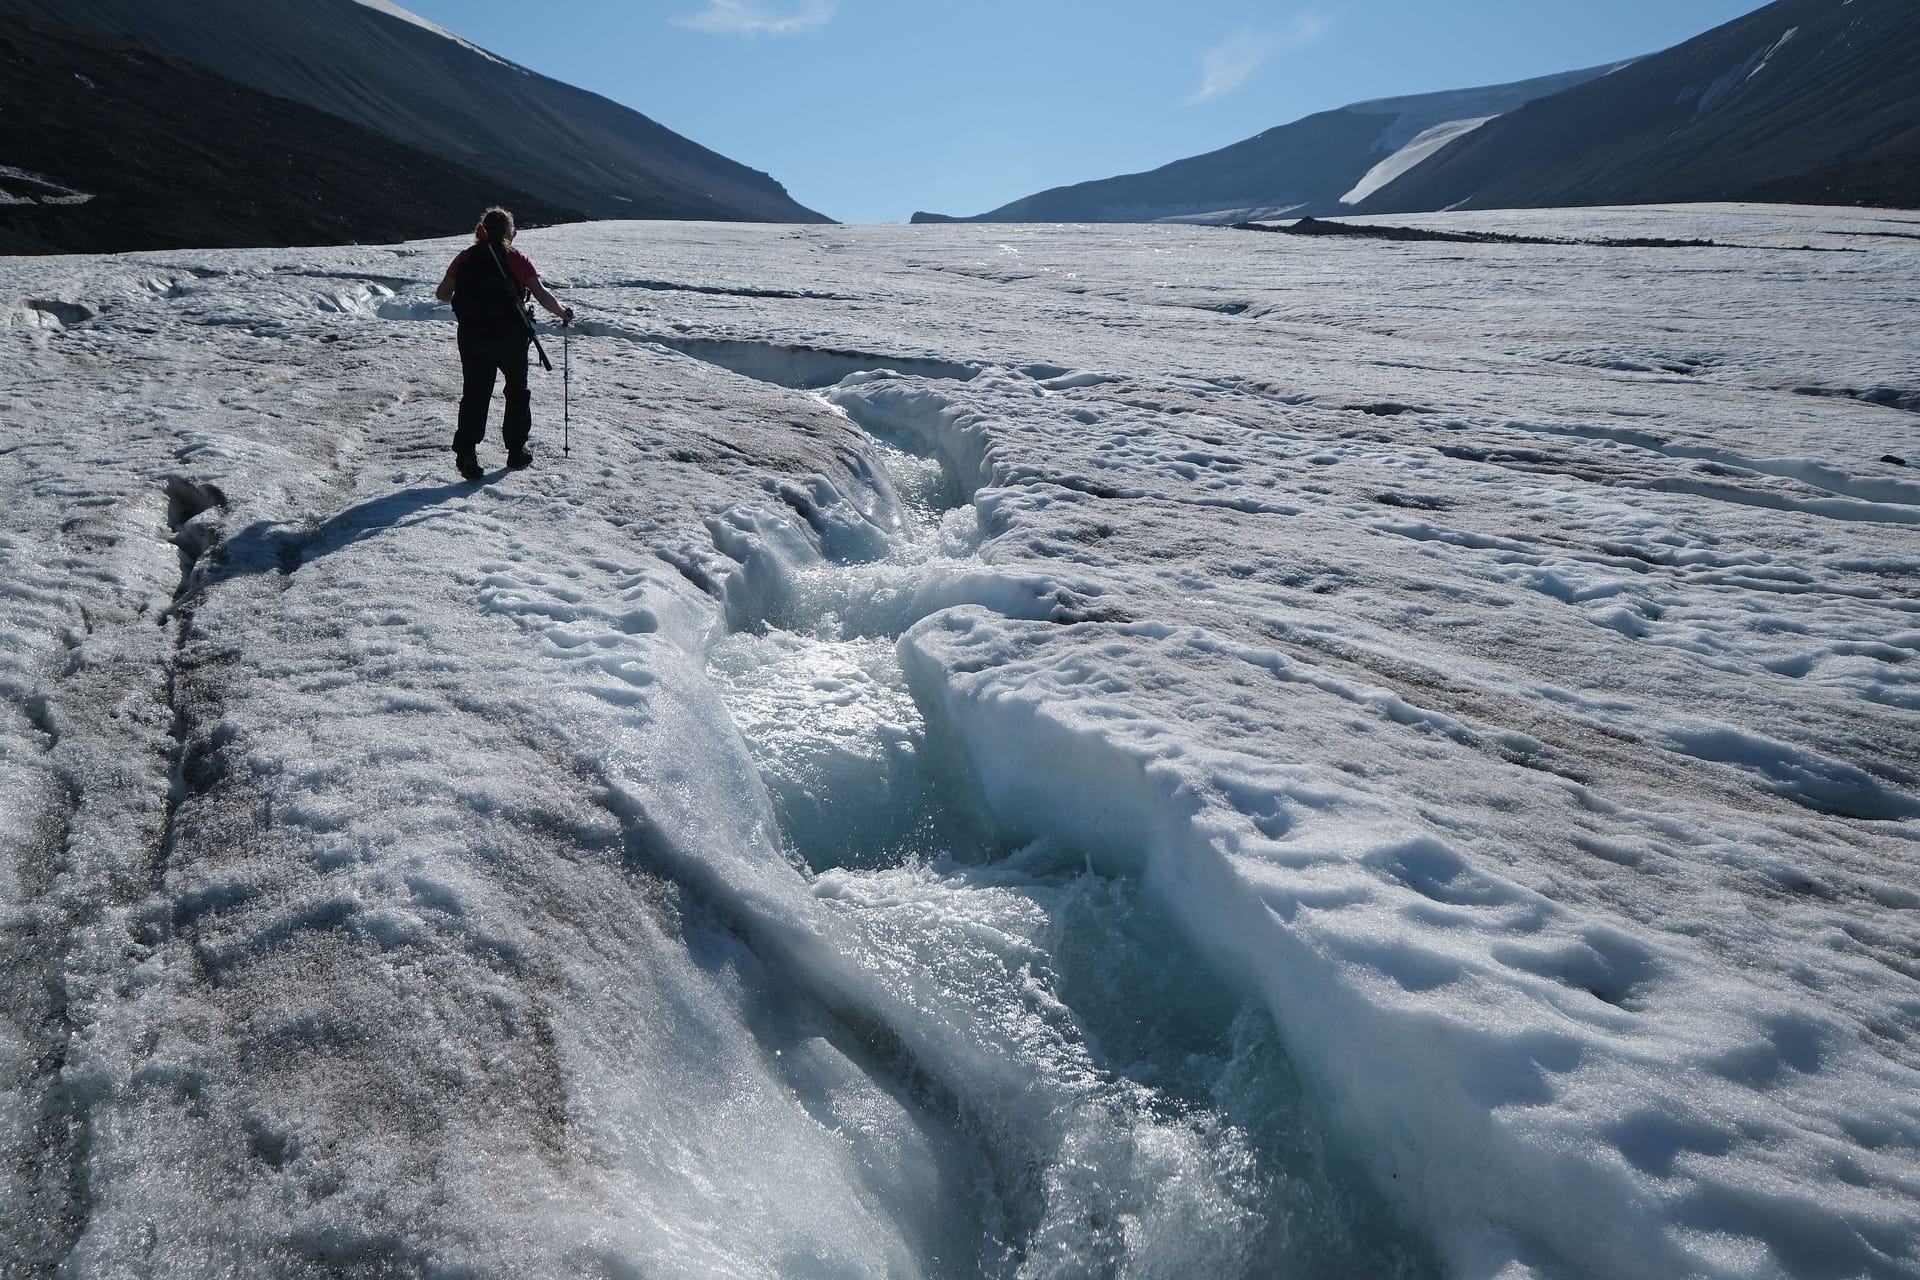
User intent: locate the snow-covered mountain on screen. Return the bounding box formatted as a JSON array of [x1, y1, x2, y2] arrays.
[[910, 66, 1614, 225], [4, 204, 1918, 1277], [1357, 0, 1920, 214], [0, 0, 826, 253]]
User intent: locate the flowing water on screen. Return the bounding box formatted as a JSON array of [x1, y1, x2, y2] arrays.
[[704, 394, 1435, 1278]]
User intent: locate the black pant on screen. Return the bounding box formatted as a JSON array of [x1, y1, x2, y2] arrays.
[[454, 330, 531, 456]]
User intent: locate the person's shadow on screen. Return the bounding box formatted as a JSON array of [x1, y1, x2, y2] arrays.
[[211, 477, 486, 584]]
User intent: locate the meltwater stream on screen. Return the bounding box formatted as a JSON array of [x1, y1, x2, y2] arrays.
[[703, 379, 1435, 1278]]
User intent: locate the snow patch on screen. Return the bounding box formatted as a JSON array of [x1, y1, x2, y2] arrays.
[[0, 164, 94, 206], [1749, 26, 1799, 81], [1342, 116, 1496, 206], [1695, 30, 1798, 114], [348, 0, 518, 69]]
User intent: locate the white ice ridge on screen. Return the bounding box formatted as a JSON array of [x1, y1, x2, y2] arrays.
[[2, 205, 1917, 1279], [1341, 116, 1497, 206]]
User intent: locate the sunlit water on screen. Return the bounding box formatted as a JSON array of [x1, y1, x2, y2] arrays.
[[704, 406, 1434, 1277]]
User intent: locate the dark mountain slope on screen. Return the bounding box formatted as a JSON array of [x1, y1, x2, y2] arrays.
[[0, 0, 828, 228], [1359, 0, 1920, 213], [912, 66, 1613, 225], [0, 20, 581, 254]]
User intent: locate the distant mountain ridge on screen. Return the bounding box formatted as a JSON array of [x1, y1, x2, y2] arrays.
[[0, 19, 583, 255], [912, 66, 1614, 226], [0, 0, 827, 253], [1355, 0, 1920, 214], [919, 0, 1920, 226]]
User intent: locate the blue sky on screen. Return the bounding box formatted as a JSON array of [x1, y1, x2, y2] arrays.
[[394, 0, 1764, 224]]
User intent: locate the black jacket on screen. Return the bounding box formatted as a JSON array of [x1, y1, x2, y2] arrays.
[[450, 244, 532, 340]]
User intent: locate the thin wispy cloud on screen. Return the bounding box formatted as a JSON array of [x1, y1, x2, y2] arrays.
[[675, 0, 835, 36], [1188, 13, 1334, 103]]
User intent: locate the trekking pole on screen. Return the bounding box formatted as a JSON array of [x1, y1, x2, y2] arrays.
[[563, 323, 571, 458]]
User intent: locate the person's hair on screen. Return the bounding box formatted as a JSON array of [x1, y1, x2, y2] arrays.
[[475, 207, 515, 244]]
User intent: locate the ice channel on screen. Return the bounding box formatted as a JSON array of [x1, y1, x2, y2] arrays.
[[696, 357, 1438, 1278]]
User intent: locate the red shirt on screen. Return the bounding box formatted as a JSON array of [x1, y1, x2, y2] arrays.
[[447, 244, 539, 299]]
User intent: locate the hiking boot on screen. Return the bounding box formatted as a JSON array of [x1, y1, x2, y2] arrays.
[[506, 448, 534, 470], [455, 451, 483, 481]]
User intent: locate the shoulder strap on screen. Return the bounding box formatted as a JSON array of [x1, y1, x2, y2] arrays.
[[481, 241, 553, 371]]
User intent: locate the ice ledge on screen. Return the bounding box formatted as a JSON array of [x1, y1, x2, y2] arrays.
[[897, 605, 1920, 1280]]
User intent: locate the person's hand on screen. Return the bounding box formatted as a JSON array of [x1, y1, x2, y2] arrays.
[[561, 306, 575, 326]]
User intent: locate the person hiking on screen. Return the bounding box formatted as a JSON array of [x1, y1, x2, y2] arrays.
[[435, 207, 573, 480]]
